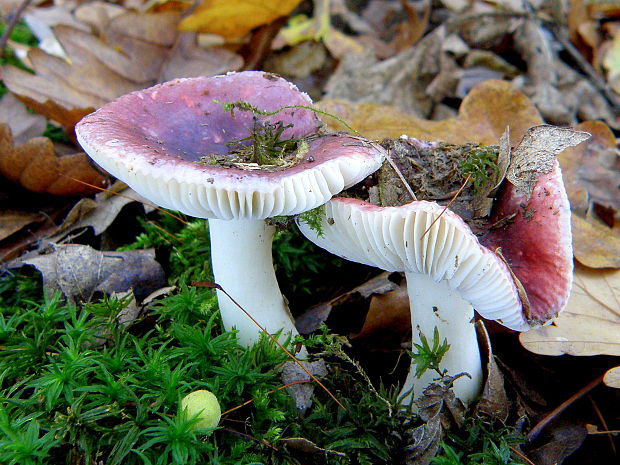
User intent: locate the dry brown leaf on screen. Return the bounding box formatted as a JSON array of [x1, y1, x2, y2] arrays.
[[2, 9, 241, 127], [0, 124, 106, 196], [0, 93, 47, 145], [351, 279, 410, 342], [557, 120, 620, 268], [519, 264, 620, 356], [571, 215, 620, 268], [0, 210, 44, 242], [19, 244, 166, 303], [603, 366, 620, 388], [506, 125, 590, 198], [317, 79, 543, 144]]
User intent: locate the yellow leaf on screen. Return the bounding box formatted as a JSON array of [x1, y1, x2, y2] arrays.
[[519, 264, 620, 356], [317, 80, 543, 145], [179, 0, 303, 39]]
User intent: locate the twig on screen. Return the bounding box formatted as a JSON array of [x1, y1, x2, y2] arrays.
[[221, 380, 312, 416], [527, 373, 605, 442], [421, 174, 470, 239], [384, 151, 417, 201], [0, 0, 35, 57], [509, 446, 537, 465], [588, 395, 616, 455]]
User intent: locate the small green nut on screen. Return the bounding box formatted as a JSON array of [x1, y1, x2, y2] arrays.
[[181, 390, 221, 431]]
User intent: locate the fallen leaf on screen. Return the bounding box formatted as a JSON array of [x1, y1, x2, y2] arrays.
[[159, 33, 244, 81], [571, 215, 620, 268], [295, 272, 401, 334], [351, 277, 410, 343], [519, 264, 620, 356], [0, 93, 47, 144], [506, 125, 590, 198], [49, 187, 149, 242], [18, 244, 166, 303], [282, 359, 328, 411], [3, 9, 241, 127], [179, 0, 303, 39], [0, 124, 107, 196], [317, 79, 543, 145], [603, 366, 620, 389], [557, 120, 620, 268], [0, 210, 45, 242]]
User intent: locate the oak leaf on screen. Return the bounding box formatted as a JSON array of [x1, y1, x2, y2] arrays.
[[0, 124, 106, 196], [519, 264, 620, 356]]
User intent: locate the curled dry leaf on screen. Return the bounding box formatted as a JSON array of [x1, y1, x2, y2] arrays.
[[506, 125, 590, 198], [519, 264, 620, 356], [0, 124, 106, 196]]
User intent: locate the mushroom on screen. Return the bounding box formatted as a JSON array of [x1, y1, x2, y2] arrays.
[[296, 161, 573, 404], [76, 71, 385, 347]]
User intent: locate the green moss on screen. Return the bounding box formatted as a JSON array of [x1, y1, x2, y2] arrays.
[[459, 146, 500, 195]]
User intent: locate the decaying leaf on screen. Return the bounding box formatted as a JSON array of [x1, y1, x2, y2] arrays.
[[406, 375, 467, 465], [179, 0, 303, 39], [49, 186, 150, 242], [3, 9, 241, 127], [282, 359, 328, 411], [0, 93, 47, 145], [17, 244, 166, 303], [0, 210, 45, 242], [0, 124, 106, 196], [474, 322, 509, 422], [571, 215, 620, 268], [519, 264, 620, 356], [603, 366, 620, 389], [506, 125, 590, 198]]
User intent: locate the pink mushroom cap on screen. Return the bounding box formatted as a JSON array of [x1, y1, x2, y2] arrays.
[[76, 71, 385, 219], [481, 161, 573, 323]]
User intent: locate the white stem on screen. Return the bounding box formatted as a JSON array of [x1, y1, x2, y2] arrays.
[[208, 218, 301, 349], [400, 273, 483, 406]]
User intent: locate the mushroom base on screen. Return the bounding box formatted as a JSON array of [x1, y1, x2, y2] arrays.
[[401, 273, 483, 406]]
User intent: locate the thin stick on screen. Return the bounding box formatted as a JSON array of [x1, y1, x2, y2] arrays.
[[588, 395, 616, 454], [421, 174, 470, 239], [509, 446, 537, 465], [192, 281, 346, 411], [384, 151, 417, 201], [527, 373, 605, 441], [0, 0, 34, 57], [221, 380, 312, 416]]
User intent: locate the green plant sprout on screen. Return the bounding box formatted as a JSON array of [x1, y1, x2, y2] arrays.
[[409, 326, 451, 379], [459, 146, 500, 195]]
